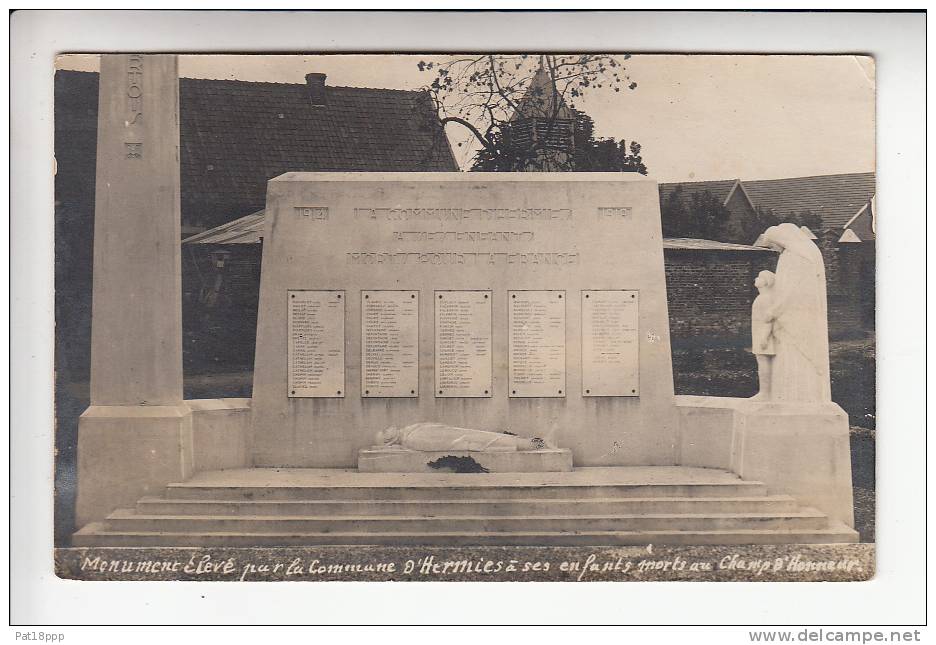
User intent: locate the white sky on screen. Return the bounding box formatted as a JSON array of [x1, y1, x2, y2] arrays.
[[57, 54, 875, 183]]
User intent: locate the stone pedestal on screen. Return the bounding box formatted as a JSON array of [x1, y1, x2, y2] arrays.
[[75, 405, 192, 528], [188, 399, 252, 472], [731, 400, 855, 528], [675, 396, 855, 528], [358, 447, 574, 473], [75, 55, 189, 526]]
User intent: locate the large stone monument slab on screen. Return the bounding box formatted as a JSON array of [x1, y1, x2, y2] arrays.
[[251, 173, 677, 467]]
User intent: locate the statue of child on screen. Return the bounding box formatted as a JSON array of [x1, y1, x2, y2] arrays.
[[751, 270, 777, 401]]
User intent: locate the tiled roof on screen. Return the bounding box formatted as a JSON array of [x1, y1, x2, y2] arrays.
[[55, 70, 459, 229], [659, 179, 739, 205], [662, 238, 776, 252], [183, 210, 265, 244], [842, 202, 875, 240], [742, 172, 875, 230]]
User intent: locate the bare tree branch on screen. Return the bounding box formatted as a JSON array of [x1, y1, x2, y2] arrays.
[[438, 116, 495, 151], [417, 54, 637, 170]]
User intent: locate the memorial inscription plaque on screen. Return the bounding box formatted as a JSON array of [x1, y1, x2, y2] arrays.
[[508, 290, 566, 398], [361, 290, 419, 397], [581, 290, 640, 397], [287, 290, 345, 398], [434, 290, 493, 398]]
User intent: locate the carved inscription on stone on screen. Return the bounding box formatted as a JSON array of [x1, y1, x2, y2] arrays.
[[435, 290, 492, 398], [347, 252, 579, 267], [353, 207, 573, 222], [361, 290, 419, 398], [582, 290, 639, 397], [287, 290, 345, 398], [124, 54, 144, 157], [508, 290, 566, 398], [295, 206, 329, 220], [393, 231, 535, 242], [126, 54, 143, 125], [598, 207, 632, 219]]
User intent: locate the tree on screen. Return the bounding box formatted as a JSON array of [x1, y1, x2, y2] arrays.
[[787, 209, 823, 232], [660, 187, 732, 240], [736, 207, 824, 245], [736, 207, 781, 246], [471, 111, 648, 173], [417, 54, 642, 171], [570, 112, 647, 174]]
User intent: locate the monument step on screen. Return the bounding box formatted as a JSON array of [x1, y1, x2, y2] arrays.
[[136, 495, 800, 517], [103, 508, 831, 533], [163, 467, 769, 501], [72, 523, 860, 547], [73, 467, 857, 546], [163, 482, 769, 501]]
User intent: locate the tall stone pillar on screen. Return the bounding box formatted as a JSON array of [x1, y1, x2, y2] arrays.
[[75, 55, 193, 528]]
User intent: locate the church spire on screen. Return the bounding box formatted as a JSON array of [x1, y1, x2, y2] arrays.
[[510, 55, 573, 122], [503, 55, 576, 171]]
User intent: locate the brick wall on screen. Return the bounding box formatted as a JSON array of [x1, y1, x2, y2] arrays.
[[178, 238, 873, 370], [665, 237, 874, 347], [815, 229, 875, 338], [664, 249, 776, 347]]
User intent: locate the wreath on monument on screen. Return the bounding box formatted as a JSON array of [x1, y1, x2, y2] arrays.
[[427, 456, 490, 473]]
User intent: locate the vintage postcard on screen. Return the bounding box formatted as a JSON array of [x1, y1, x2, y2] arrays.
[[52, 52, 875, 583]]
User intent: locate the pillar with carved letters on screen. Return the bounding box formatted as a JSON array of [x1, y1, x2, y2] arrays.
[[76, 54, 193, 529]]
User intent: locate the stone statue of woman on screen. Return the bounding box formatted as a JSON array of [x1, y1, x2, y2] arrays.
[[756, 223, 832, 403]]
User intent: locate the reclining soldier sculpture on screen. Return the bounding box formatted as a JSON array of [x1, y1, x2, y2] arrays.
[[375, 422, 550, 452]]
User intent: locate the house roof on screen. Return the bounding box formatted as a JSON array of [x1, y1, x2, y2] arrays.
[[55, 70, 459, 230], [659, 172, 876, 242], [662, 238, 777, 252], [838, 229, 863, 243], [658, 179, 741, 206], [182, 210, 266, 244], [742, 172, 876, 230], [841, 200, 875, 240]]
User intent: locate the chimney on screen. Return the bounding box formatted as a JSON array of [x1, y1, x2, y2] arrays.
[[305, 72, 327, 106]]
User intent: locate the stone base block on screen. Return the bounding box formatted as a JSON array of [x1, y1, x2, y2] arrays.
[[75, 405, 193, 528], [675, 396, 856, 528], [358, 447, 573, 473], [675, 395, 736, 470], [731, 400, 855, 528], [188, 398, 251, 472]]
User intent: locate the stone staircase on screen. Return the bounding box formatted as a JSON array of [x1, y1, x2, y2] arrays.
[[73, 467, 859, 546]]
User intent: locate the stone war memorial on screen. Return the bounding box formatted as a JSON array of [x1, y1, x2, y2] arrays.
[[70, 55, 858, 554]]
